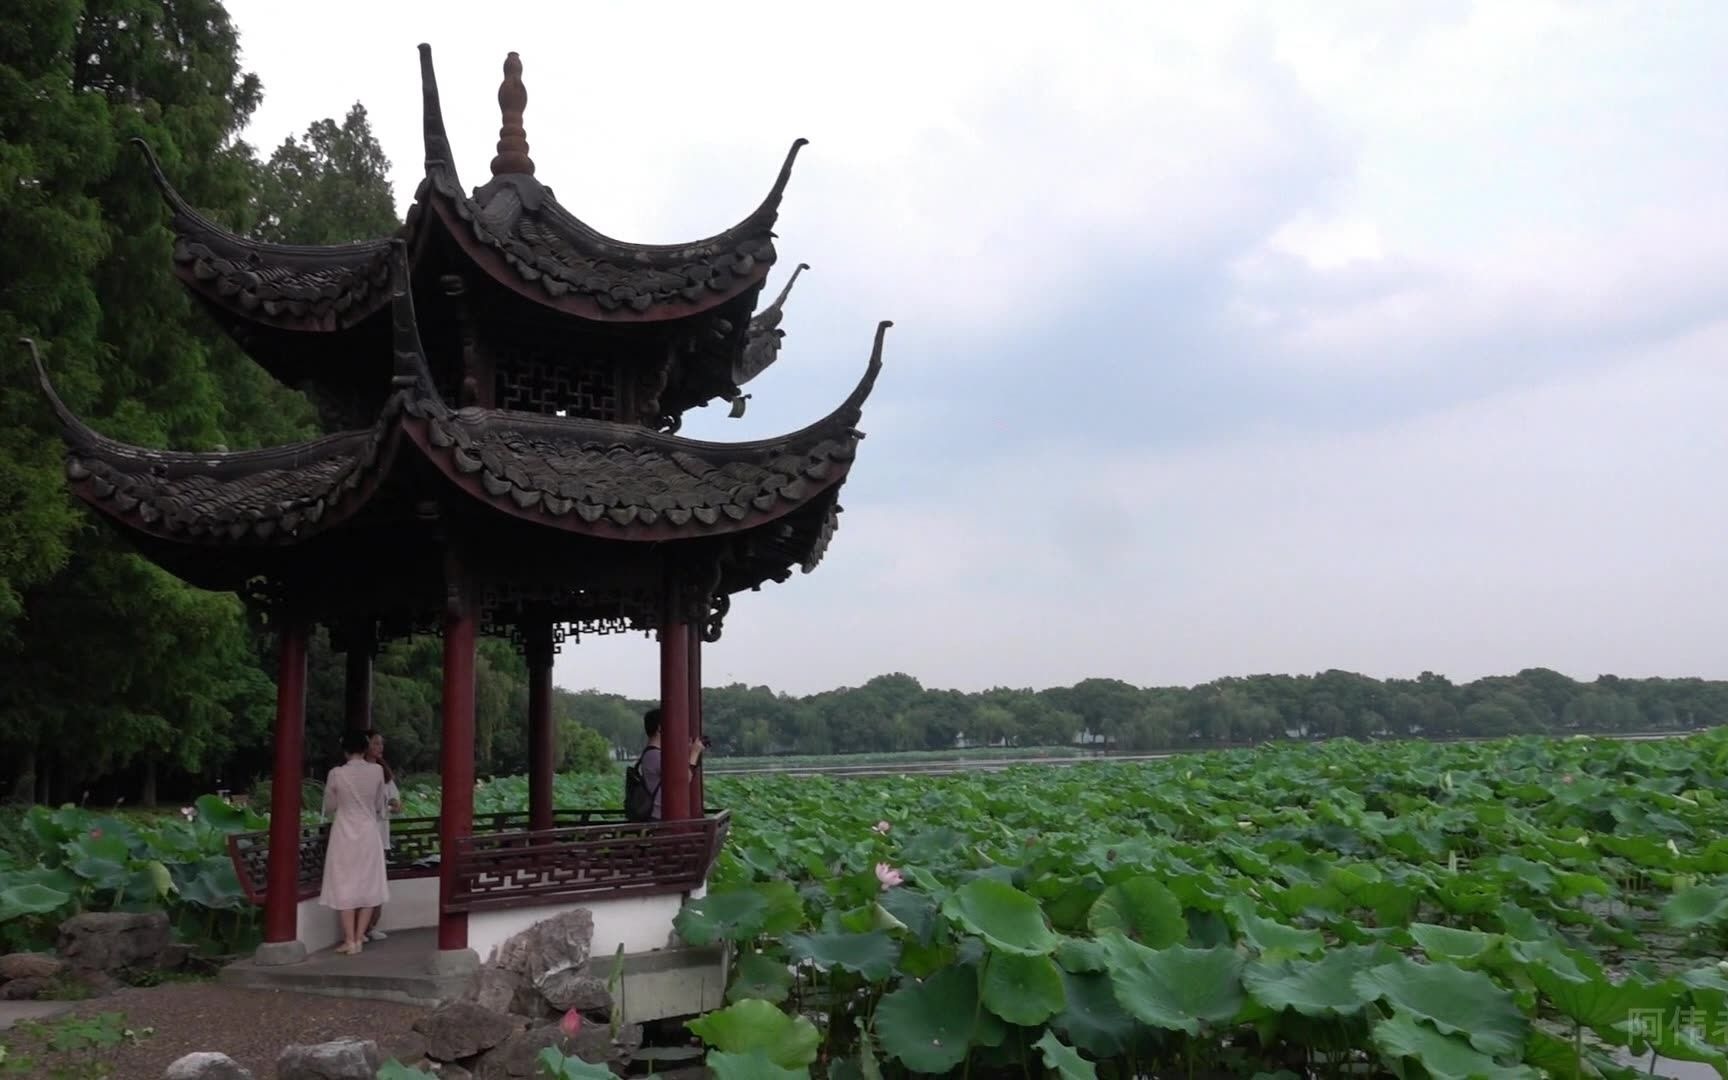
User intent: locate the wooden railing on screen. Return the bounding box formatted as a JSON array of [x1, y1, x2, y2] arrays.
[[226, 808, 727, 907], [447, 812, 731, 914]]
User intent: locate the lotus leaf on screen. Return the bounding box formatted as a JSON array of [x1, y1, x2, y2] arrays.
[[688, 999, 819, 1069], [784, 930, 899, 981], [1661, 884, 1728, 930], [1225, 895, 1324, 959], [727, 951, 794, 1004], [874, 964, 995, 1074], [1369, 1007, 1538, 1080], [1352, 956, 1528, 1058], [942, 878, 1059, 956], [981, 952, 1066, 1025], [676, 881, 803, 945], [1408, 922, 1498, 962], [706, 1049, 810, 1079], [1032, 1029, 1096, 1079], [1101, 935, 1245, 1035], [1086, 876, 1185, 947], [0, 882, 72, 922], [533, 1047, 617, 1079], [1242, 945, 1391, 1018]]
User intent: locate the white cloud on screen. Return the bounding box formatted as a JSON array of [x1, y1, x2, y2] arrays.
[[562, 321, 1728, 696]]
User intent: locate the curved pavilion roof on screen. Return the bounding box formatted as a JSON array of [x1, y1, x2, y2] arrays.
[[30, 253, 888, 620], [146, 46, 811, 426]]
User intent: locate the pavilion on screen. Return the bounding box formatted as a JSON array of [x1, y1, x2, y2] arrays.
[[33, 44, 886, 977]]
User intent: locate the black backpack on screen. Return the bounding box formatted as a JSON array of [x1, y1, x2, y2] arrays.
[[624, 748, 660, 822]]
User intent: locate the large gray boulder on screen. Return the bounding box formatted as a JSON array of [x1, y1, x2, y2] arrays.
[[275, 1038, 382, 1080], [163, 1051, 254, 1080], [57, 911, 171, 972], [488, 909, 592, 986], [413, 1000, 523, 1063]]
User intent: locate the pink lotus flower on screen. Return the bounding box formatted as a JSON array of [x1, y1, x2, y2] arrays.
[[875, 863, 903, 891], [560, 1008, 582, 1037], [180, 807, 196, 821], [1562, 774, 1575, 784], [89, 828, 102, 840], [872, 821, 891, 835]]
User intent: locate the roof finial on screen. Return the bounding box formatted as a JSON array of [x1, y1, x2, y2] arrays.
[[490, 52, 534, 176]]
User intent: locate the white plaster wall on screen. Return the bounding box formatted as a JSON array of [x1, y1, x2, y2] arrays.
[[294, 897, 342, 954], [470, 893, 685, 964], [293, 876, 440, 952]]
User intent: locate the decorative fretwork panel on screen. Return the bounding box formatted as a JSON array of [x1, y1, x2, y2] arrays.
[[479, 582, 663, 638], [448, 813, 730, 913], [495, 353, 620, 421]]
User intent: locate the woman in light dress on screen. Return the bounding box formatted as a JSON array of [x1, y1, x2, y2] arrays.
[[362, 729, 402, 943], [318, 729, 390, 955]]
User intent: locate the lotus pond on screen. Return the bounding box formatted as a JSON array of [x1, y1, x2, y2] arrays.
[[663, 732, 1728, 1078], [6, 732, 1728, 1077]]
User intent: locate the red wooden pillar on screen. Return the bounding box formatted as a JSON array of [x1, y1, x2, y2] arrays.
[[525, 622, 556, 831], [687, 631, 704, 816], [264, 615, 309, 946], [659, 615, 693, 821], [438, 565, 477, 952]]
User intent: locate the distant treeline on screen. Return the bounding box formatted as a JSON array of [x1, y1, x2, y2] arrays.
[[560, 667, 1728, 760]]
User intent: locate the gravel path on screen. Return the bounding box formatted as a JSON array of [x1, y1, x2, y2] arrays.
[[8, 982, 429, 1079]]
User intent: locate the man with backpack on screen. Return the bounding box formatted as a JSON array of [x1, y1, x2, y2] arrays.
[[625, 707, 706, 821]]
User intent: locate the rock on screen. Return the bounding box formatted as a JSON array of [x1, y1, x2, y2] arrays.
[[413, 1001, 522, 1063], [489, 909, 592, 986], [0, 952, 65, 981], [469, 1023, 584, 1080], [164, 1051, 254, 1079], [537, 970, 610, 1014], [276, 1038, 383, 1080], [73, 970, 123, 997], [471, 1018, 642, 1080], [1, 976, 49, 1000], [57, 911, 171, 972], [462, 966, 546, 1019], [429, 1065, 473, 1080], [379, 1030, 428, 1066], [157, 942, 195, 971]]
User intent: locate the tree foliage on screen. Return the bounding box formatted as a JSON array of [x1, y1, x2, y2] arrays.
[[0, 0, 274, 805], [562, 668, 1728, 762]]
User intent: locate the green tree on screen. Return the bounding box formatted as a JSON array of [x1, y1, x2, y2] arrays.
[[0, 0, 276, 804], [251, 103, 397, 245]]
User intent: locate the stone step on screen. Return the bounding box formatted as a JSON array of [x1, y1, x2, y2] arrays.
[[217, 929, 728, 1022]]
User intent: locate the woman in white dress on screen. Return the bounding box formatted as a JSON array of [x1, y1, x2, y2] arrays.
[[362, 729, 402, 943], [319, 729, 390, 955]]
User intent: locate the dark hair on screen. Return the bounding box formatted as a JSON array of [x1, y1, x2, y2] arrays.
[[362, 729, 395, 785], [341, 729, 370, 756], [643, 707, 661, 739]]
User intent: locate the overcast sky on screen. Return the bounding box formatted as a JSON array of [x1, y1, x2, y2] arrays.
[[224, 0, 1728, 697]]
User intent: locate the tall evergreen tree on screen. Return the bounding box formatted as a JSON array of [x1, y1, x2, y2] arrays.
[[1, 0, 273, 803]]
